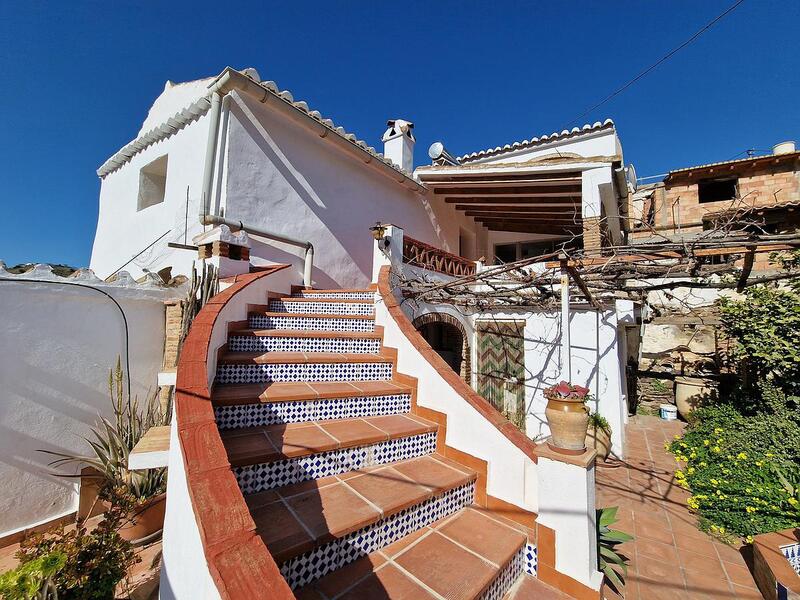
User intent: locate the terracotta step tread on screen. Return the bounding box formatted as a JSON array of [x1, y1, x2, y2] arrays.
[[218, 351, 392, 365], [503, 575, 572, 599], [296, 505, 528, 600], [250, 311, 375, 320], [247, 453, 477, 564], [221, 414, 437, 466], [212, 380, 412, 406], [229, 329, 382, 339], [274, 297, 373, 304]]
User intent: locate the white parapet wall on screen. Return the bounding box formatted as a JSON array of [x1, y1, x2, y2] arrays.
[[0, 263, 185, 538]]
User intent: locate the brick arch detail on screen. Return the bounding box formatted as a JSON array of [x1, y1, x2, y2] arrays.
[[412, 312, 472, 386]]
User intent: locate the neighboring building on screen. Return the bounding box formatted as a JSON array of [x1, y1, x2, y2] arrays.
[[630, 142, 800, 243]]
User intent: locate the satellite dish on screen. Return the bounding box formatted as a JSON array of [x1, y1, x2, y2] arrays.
[[626, 164, 638, 193], [428, 142, 459, 166]]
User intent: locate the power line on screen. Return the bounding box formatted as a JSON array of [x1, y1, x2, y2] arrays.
[[565, 0, 746, 127]]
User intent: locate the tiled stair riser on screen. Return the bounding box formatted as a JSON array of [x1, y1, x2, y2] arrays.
[[249, 315, 375, 332], [227, 335, 381, 354], [234, 432, 436, 494], [481, 546, 524, 600], [782, 542, 800, 574], [292, 292, 374, 300], [215, 394, 412, 429], [216, 362, 393, 384], [280, 482, 475, 589], [268, 300, 374, 316]]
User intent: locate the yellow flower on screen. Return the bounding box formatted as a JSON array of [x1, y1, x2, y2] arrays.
[[755, 460, 764, 467], [714, 428, 724, 434], [746, 535, 754, 544], [687, 467, 695, 475], [746, 506, 757, 513], [713, 446, 722, 453], [710, 478, 719, 486], [789, 498, 798, 506], [690, 452, 697, 459], [704, 439, 710, 446], [736, 452, 748, 460], [700, 461, 708, 467], [766, 452, 774, 458]]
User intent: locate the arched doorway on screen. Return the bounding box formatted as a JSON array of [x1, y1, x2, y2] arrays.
[[412, 313, 472, 386]]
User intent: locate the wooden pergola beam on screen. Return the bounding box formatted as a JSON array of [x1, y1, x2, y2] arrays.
[[566, 265, 598, 308], [428, 177, 582, 188], [438, 188, 581, 197], [481, 222, 582, 235], [460, 205, 580, 214], [447, 197, 581, 205]]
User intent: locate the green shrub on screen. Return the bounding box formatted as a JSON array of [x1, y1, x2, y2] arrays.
[[669, 400, 800, 539]]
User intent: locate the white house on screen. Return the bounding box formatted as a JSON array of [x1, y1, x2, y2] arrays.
[[79, 66, 638, 599]]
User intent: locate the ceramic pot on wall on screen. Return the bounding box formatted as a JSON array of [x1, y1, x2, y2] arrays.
[[545, 396, 590, 451], [674, 376, 714, 419], [586, 426, 612, 461]]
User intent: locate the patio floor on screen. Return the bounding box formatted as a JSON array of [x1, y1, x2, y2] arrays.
[[596, 415, 763, 600]]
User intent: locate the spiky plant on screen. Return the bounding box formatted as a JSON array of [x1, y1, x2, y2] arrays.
[[597, 506, 633, 592], [43, 358, 170, 502]]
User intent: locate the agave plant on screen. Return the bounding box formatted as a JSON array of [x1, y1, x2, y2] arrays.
[[597, 506, 633, 592], [43, 358, 170, 502]]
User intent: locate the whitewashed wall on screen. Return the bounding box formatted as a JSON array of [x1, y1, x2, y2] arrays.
[[0, 268, 182, 537], [89, 113, 210, 280], [223, 93, 481, 289]]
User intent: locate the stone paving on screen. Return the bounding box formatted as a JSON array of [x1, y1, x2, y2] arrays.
[[597, 415, 763, 599]]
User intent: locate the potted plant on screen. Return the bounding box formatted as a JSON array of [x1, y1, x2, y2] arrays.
[[543, 381, 591, 451], [586, 412, 612, 461], [44, 359, 169, 545]]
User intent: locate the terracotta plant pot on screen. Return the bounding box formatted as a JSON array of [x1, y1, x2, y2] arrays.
[[674, 376, 714, 419], [78, 466, 111, 521], [119, 493, 166, 545], [545, 396, 590, 451], [586, 426, 612, 461]]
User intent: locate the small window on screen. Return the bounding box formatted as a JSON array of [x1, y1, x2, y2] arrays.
[[698, 178, 737, 203], [138, 155, 168, 210]]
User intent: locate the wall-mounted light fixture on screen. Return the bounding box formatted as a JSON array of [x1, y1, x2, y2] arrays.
[[369, 222, 390, 248]]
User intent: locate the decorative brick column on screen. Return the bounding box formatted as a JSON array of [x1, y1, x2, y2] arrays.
[[582, 217, 603, 255]]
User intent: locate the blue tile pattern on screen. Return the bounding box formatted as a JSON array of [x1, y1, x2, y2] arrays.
[[249, 314, 375, 332], [227, 334, 381, 354], [293, 291, 374, 300], [480, 545, 524, 600], [524, 542, 537, 576], [781, 542, 800, 575], [234, 432, 437, 494], [216, 361, 392, 384], [268, 299, 374, 316], [215, 394, 411, 429], [279, 482, 475, 589]]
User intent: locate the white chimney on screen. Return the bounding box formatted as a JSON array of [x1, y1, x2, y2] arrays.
[[773, 140, 796, 155], [382, 119, 415, 173]]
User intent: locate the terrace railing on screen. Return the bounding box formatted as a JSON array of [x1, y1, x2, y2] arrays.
[[402, 234, 476, 277]]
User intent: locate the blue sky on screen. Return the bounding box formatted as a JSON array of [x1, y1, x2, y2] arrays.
[[1, 1, 798, 268]]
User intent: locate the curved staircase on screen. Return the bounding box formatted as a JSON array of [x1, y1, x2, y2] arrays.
[[211, 287, 567, 599]]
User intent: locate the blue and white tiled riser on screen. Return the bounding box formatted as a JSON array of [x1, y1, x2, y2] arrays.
[[234, 432, 437, 494], [293, 292, 374, 300], [268, 300, 374, 316], [480, 546, 524, 600], [216, 362, 392, 384], [250, 315, 375, 332], [215, 394, 412, 430], [524, 542, 537, 575], [280, 482, 475, 589], [227, 334, 381, 354], [781, 542, 800, 575]]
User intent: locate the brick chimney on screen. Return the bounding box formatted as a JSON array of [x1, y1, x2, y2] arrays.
[[382, 119, 415, 173]]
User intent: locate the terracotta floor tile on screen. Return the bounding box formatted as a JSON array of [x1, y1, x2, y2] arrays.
[[366, 414, 435, 437], [634, 578, 689, 600], [392, 455, 474, 493], [261, 381, 316, 401], [266, 424, 338, 458], [632, 553, 677, 581], [633, 520, 674, 545], [309, 382, 360, 399], [674, 534, 718, 558], [221, 431, 276, 466], [681, 567, 734, 598], [505, 575, 571, 599], [730, 583, 763, 599], [714, 541, 746, 564], [339, 563, 438, 600], [635, 537, 679, 564], [286, 482, 381, 543], [394, 532, 496, 600], [677, 548, 727, 578], [345, 466, 431, 514], [381, 526, 432, 558], [251, 499, 314, 562], [436, 507, 525, 566], [309, 553, 386, 598], [721, 561, 757, 587], [318, 418, 388, 446]]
